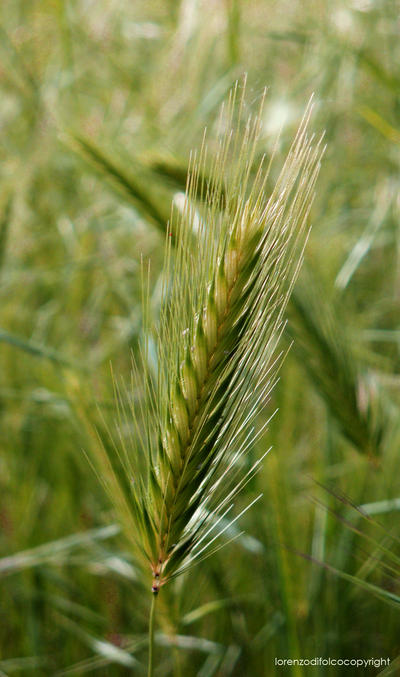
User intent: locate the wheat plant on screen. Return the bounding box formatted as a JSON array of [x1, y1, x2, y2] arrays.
[[85, 85, 322, 675]]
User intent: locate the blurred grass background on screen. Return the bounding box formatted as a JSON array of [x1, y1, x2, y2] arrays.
[[1, 1, 400, 674]]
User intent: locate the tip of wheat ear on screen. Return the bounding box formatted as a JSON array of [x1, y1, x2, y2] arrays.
[[88, 85, 323, 593]]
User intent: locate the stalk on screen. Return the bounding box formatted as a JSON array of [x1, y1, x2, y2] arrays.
[[147, 592, 158, 677]]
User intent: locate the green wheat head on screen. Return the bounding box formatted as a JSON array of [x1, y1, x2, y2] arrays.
[[88, 85, 323, 595]]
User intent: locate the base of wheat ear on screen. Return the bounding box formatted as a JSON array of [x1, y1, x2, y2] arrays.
[[89, 84, 323, 595]]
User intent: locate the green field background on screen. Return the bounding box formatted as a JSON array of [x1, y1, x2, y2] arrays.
[[1, 1, 399, 675]]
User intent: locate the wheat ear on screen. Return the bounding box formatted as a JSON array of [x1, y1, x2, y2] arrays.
[[85, 86, 323, 599], [149, 91, 322, 592]]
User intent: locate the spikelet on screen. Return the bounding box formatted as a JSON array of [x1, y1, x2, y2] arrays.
[[87, 83, 323, 595]]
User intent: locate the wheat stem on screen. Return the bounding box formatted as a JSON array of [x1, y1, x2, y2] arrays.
[[147, 592, 158, 677]]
